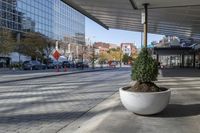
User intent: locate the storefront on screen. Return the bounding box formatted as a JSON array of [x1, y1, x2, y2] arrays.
[[153, 47, 199, 68]]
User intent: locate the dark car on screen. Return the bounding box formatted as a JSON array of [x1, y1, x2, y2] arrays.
[[83, 62, 89, 68], [46, 60, 62, 69], [62, 61, 71, 68], [76, 62, 89, 68], [76, 62, 83, 68], [69, 61, 75, 68], [53, 61, 62, 69], [46, 60, 54, 69], [23, 60, 46, 70]]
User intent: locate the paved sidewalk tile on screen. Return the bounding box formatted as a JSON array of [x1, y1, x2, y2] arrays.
[[60, 69, 200, 133]]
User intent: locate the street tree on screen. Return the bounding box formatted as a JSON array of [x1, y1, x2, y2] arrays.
[[122, 54, 129, 63], [108, 48, 122, 61], [20, 32, 51, 61], [44, 39, 55, 59], [98, 51, 111, 64], [131, 52, 138, 61], [0, 28, 15, 56]]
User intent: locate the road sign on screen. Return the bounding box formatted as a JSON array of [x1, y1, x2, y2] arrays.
[[53, 50, 60, 60]]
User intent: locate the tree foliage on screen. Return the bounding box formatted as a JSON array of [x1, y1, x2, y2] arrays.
[[108, 48, 122, 61], [98, 52, 111, 64], [20, 32, 54, 60], [131, 48, 158, 82], [131, 52, 138, 60], [44, 39, 55, 59], [97, 48, 123, 63], [122, 54, 129, 63], [0, 28, 15, 56]]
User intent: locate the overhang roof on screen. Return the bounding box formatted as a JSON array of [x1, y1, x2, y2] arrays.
[[154, 47, 194, 55], [62, 0, 200, 40]]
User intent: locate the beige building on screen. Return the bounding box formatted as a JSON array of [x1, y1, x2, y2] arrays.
[[121, 43, 137, 56]]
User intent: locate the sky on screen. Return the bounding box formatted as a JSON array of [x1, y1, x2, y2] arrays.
[[85, 18, 164, 48]]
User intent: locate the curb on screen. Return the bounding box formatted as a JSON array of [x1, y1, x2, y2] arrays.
[[0, 68, 116, 84]]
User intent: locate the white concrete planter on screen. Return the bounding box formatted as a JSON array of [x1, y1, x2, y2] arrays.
[[119, 86, 171, 115]]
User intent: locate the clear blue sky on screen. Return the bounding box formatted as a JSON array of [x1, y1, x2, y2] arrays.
[[85, 18, 164, 48]]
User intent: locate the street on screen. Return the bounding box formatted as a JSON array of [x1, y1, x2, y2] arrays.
[[0, 67, 112, 83], [0, 68, 131, 133]]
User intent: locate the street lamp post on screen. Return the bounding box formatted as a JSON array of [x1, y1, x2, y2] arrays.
[[82, 45, 84, 70], [17, 33, 21, 68], [92, 44, 95, 69], [86, 36, 95, 69], [120, 44, 122, 68]]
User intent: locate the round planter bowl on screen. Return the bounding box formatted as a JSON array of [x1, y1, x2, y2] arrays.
[[119, 87, 171, 115]]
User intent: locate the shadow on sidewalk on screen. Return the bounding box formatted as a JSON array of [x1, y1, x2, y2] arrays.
[[152, 104, 200, 118]]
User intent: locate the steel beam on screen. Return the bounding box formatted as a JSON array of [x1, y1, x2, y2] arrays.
[[129, 0, 138, 10], [143, 3, 149, 48]]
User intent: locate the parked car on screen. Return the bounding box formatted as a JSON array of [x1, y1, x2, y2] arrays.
[[53, 61, 62, 69], [41, 63, 47, 69], [69, 61, 75, 68], [46, 60, 54, 69], [83, 62, 89, 68], [109, 61, 117, 67], [62, 61, 71, 68], [46, 60, 62, 69], [23, 60, 46, 70], [76, 62, 89, 68]]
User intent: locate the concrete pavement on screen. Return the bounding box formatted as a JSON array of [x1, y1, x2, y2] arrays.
[[59, 68, 200, 133], [0, 68, 131, 133]]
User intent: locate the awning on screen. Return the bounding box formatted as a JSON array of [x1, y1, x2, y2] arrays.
[[62, 0, 200, 40]]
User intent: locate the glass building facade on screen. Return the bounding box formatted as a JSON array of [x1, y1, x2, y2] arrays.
[[0, 0, 85, 44]]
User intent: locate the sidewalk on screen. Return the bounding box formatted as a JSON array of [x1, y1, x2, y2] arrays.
[[0, 67, 115, 83], [58, 68, 200, 133]]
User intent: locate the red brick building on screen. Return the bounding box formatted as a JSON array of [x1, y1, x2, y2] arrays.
[[93, 42, 111, 53]]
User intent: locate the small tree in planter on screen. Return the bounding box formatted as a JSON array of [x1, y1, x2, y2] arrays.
[[119, 48, 171, 115], [130, 48, 161, 92]]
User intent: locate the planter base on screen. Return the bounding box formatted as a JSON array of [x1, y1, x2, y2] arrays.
[[119, 86, 171, 115]]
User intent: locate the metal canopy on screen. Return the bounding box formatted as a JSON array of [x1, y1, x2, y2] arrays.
[[62, 0, 200, 39]]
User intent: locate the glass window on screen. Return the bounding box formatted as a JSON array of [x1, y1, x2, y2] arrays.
[[1, 0, 85, 42]]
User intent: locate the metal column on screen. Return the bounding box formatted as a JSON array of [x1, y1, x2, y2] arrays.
[[181, 54, 184, 68], [143, 4, 148, 48], [156, 54, 159, 63], [193, 53, 196, 68]]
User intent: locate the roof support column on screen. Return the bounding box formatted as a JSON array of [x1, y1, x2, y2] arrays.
[[181, 54, 185, 68], [143, 4, 148, 48], [193, 53, 196, 68]]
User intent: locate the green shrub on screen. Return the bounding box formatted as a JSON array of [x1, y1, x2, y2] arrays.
[[131, 48, 158, 82]]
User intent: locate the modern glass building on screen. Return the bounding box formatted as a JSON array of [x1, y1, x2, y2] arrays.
[[0, 0, 85, 67], [0, 0, 85, 45]]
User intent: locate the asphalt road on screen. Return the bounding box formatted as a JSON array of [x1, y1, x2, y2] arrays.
[[0, 67, 114, 83], [0, 68, 131, 133]]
